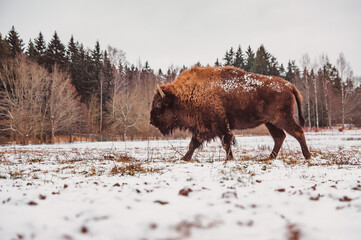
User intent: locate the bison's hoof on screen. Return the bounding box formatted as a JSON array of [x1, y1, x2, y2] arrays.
[[181, 156, 191, 161], [269, 151, 278, 159], [304, 152, 312, 160]]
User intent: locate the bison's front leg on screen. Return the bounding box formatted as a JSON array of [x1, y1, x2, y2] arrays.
[[181, 135, 202, 161]]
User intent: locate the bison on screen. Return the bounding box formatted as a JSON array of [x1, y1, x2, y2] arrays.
[[150, 66, 311, 161]]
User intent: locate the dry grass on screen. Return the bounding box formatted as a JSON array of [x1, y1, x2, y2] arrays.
[[1, 144, 360, 181], [109, 163, 161, 176]]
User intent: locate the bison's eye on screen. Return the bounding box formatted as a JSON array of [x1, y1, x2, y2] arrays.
[[156, 102, 162, 109]]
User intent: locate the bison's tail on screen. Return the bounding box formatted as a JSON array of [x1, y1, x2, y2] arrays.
[[292, 86, 305, 127]]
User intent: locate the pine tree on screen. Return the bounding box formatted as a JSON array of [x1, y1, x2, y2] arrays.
[[67, 35, 78, 63], [26, 39, 37, 60], [279, 64, 285, 78], [34, 32, 46, 65], [143, 61, 152, 73], [179, 65, 187, 73], [215, 58, 221, 66], [6, 26, 24, 57], [102, 50, 114, 105], [67, 36, 83, 97], [254, 45, 269, 75], [0, 33, 11, 64], [194, 61, 202, 67], [92, 41, 102, 66], [223, 47, 234, 66], [245, 46, 255, 72], [45, 31, 67, 71], [233, 45, 245, 69], [285, 60, 300, 82], [80, 43, 98, 102], [92, 40, 103, 85], [268, 56, 280, 77]]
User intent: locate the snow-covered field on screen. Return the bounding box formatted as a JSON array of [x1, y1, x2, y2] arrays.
[[0, 129, 360, 240]]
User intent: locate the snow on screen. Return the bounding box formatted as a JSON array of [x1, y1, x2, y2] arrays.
[[212, 73, 264, 93], [268, 81, 283, 92], [0, 129, 361, 240]]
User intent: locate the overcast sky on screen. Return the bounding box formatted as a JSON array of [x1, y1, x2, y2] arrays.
[[1, 0, 360, 75]]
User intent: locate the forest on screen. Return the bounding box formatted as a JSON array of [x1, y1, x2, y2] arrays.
[[0, 26, 360, 144]]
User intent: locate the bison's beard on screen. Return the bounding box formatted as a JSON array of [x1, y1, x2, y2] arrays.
[[150, 119, 177, 136], [155, 124, 175, 136], [159, 127, 172, 136]]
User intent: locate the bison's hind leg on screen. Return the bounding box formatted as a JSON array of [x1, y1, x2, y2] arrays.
[[221, 132, 235, 160], [265, 122, 286, 159], [279, 119, 311, 160]]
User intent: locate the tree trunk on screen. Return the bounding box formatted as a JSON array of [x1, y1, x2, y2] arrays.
[[322, 76, 330, 128], [341, 82, 345, 128], [306, 76, 312, 128], [100, 75, 103, 141], [50, 115, 55, 144], [123, 126, 127, 141], [313, 75, 319, 129]]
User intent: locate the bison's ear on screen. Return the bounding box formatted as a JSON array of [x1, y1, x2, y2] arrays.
[[158, 85, 176, 107]]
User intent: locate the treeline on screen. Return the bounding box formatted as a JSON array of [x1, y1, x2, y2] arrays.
[[0, 26, 360, 144], [0, 26, 178, 144], [217, 45, 361, 128]]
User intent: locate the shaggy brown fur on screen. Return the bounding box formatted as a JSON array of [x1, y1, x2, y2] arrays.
[[150, 66, 311, 160]]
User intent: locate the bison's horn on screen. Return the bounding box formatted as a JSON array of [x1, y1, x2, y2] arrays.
[[157, 84, 165, 98]]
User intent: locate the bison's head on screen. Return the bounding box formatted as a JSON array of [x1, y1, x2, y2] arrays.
[[150, 84, 177, 136]]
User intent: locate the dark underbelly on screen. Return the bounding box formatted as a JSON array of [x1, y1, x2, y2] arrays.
[[227, 110, 266, 130]]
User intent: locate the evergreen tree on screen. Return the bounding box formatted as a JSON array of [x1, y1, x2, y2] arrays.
[[268, 56, 280, 77], [245, 46, 255, 72], [75, 44, 95, 103], [67, 36, 83, 97], [140, 60, 155, 83], [215, 58, 221, 66], [67, 35, 78, 64], [6, 26, 24, 57], [233, 45, 245, 69], [0, 33, 11, 64], [254, 45, 269, 75], [285, 60, 300, 82], [279, 63, 286, 78], [92, 41, 102, 66], [179, 65, 187, 73], [92, 40, 103, 83], [223, 47, 234, 66], [165, 66, 178, 82], [45, 31, 67, 71], [194, 61, 202, 67], [26, 39, 37, 60], [34, 32, 46, 65], [143, 61, 152, 73], [126, 64, 138, 87], [102, 50, 114, 111]]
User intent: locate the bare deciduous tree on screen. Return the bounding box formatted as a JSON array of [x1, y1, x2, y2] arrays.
[[86, 94, 100, 136], [312, 60, 319, 129], [1, 56, 46, 143], [107, 86, 142, 140], [337, 53, 347, 128], [47, 65, 84, 143], [300, 54, 312, 128], [0, 56, 83, 143], [319, 54, 332, 128], [107, 46, 128, 115]]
